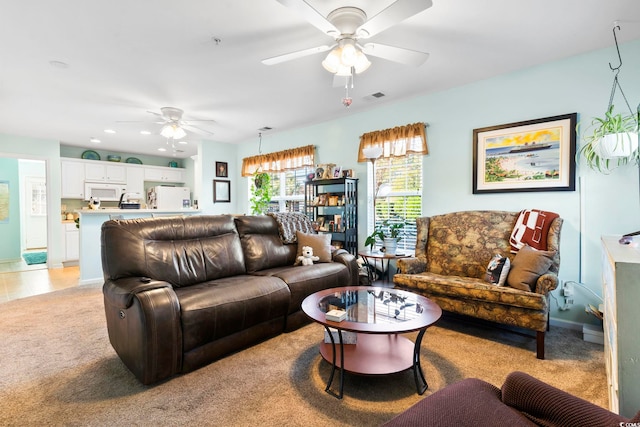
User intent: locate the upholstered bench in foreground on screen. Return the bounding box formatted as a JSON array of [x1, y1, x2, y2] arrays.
[[383, 371, 640, 426]]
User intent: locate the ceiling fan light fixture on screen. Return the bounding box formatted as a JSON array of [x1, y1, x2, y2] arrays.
[[340, 40, 358, 67], [161, 123, 186, 140], [353, 50, 371, 74], [322, 49, 341, 73]]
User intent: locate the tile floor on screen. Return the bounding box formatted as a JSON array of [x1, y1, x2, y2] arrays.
[[0, 265, 80, 303]]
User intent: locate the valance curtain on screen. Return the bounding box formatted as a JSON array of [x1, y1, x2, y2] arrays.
[[357, 122, 428, 162], [241, 145, 315, 177]]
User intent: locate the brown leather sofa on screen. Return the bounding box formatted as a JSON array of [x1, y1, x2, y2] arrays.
[[101, 214, 357, 385], [383, 371, 640, 426]]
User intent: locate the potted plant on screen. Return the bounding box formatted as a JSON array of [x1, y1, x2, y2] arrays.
[[365, 220, 405, 254], [578, 105, 639, 173], [250, 172, 273, 214]]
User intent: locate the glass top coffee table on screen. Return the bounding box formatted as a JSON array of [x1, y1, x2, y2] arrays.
[[301, 286, 442, 399]]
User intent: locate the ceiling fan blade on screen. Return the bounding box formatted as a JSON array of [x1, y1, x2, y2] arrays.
[[362, 43, 429, 66], [182, 124, 214, 136], [262, 44, 332, 65], [357, 0, 433, 39], [275, 0, 339, 35]]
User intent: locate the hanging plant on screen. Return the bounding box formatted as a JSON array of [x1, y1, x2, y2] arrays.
[[578, 105, 639, 173], [250, 172, 272, 214]]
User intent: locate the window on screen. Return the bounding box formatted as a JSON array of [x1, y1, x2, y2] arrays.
[[371, 154, 422, 252], [358, 122, 428, 253], [266, 167, 312, 213]]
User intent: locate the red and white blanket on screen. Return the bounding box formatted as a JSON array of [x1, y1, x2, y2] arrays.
[[509, 209, 559, 253]]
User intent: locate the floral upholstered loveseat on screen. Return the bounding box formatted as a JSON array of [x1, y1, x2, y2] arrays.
[[393, 210, 562, 359]]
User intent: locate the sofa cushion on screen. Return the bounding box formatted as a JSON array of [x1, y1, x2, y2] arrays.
[[101, 215, 246, 287], [485, 254, 511, 286], [254, 263, 350, 314], [509, 209, 560, 253], [394, 272, 547, 311], [235, 215, 297, 273], [426, 211, 517, 280], [382, 378, 536, 427], [267, 212, 315, 244], [296, 231, 332, 263], [175, 274, 291, 352], [507, 245, 555, 292]]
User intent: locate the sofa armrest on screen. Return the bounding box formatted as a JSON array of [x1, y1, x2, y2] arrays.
[[501, 371, 637, 426], [396, 257, 427, 274], [534, 272, 559, 295], [103, 277, 174, 309], [103, 278, 182, 385], [332, 249, 359, 286]]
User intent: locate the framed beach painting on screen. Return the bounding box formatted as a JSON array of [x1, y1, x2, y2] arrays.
[[473, 113, 577, 194]]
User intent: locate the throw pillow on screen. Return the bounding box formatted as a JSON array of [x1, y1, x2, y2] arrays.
[[485, 254, 511, 286], [507, 245, 555, 291], [267, 212, 315, 244], [509, 209, 559, 253], [296, 231, 332, 263]]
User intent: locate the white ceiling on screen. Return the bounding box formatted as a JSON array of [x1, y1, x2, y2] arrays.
[[1, 0, 639, 159]]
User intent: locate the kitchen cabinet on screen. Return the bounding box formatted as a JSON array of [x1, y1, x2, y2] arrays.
[[61, 159, 85, 199], [125, 165, 145, 197], [144, 166, 184, 183], [304, 178, 358, 255], [62, 222, 79, 262], [601, 236, 640, 418], [85, 162, 126, 183]]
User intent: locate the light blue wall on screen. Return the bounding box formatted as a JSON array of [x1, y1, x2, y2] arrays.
[[234, 39, 640, 326], [0, 134, 63, 267], [0, 158, 21, 260], [197, 139, 240, 214]]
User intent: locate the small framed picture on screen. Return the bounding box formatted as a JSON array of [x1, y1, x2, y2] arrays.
[[213, 179, 230, 203], [342, 169, 353, 178], [318, 194, 327, 206], [216, 161, 228, 178], [332, 166, 342, 179]]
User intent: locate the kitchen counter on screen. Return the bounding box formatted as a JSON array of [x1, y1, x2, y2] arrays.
[[76, 208, 202, 284]]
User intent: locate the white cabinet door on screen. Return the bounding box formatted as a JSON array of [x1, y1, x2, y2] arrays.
[[106, 164, 126, 183], [85, 162, 126, 183], [64, 223, 79, 261], [61, 160, 85, 199], [126, 166, 145, 197], [84, 162, 106, 181], [144, 166, 185, 183]]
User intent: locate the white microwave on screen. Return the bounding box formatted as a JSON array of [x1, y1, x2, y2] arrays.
[[84, 182, 126, 201]]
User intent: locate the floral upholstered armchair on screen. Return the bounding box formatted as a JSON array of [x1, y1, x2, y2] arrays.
[[393, 210, 562, 359]]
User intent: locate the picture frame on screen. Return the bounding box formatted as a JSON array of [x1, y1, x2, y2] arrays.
[[472, 113, 576, 194], [213, 179, 231, 203], [215, 161, 228, 178], [332, 166, 342, 179]]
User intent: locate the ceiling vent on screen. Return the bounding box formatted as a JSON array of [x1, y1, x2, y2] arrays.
[[258, 126, 273, 132], [363, 92, 386, 102]]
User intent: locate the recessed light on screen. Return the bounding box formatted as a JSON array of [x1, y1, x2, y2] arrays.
[[104, 129, 116, 134], [178, 140, 188, 145], [140, 130, 151, 135], [90, 137, 101, 143], [158, 148, 167, 152]]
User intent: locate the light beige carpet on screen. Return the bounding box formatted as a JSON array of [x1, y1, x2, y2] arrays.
[[0, 285, 606, 426]]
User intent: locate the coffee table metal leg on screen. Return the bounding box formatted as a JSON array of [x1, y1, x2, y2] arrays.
[[323, 326, 345, 399], [413, 328, 428, 394]]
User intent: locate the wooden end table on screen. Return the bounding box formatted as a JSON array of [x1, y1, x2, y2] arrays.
[[301, 286, 442, 399], [358, 250, 412, 284]]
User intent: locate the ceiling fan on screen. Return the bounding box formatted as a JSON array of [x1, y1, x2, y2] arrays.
[[262, 0, 432, 75], [147, 107, 216, 139]]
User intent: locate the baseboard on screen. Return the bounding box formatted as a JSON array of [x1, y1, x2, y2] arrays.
[[549, 317, 583, 331]]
